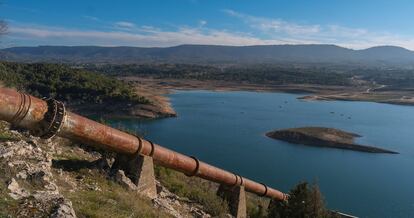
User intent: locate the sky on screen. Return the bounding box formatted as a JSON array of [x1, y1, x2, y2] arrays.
[[1, 0, 414, 49]]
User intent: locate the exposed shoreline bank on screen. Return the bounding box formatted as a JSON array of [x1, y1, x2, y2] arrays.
[[121, 77, 414, 107], [67, 80, 177, 119]]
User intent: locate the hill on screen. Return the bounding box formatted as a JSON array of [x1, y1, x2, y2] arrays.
[[1, 44, 414, 65], [0, 62, 175, 118]]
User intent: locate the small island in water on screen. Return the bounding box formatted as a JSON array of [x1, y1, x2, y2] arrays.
[[266, 127, 398, 154]]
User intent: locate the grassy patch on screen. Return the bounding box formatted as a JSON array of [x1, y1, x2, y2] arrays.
[[54, 159, 169, 218], [68, 181, 167, 218], [0, 122, 20, 142], [155, 166, 229, 216], [246, 193, 270, 218], [155, 166, 274, 217], [0, 177, 18, 217]]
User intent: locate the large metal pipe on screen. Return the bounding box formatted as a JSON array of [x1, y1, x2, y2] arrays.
[[0, 88, 288, 201]]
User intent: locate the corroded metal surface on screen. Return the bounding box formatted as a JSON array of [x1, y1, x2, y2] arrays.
[[0, 88, 48, 129], [0, 88, 288, 201], [31, 98, 66, 139]]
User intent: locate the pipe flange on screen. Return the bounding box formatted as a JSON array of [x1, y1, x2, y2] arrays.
[[148, 140, 155, 157], [10, 92, 32, 125], [133, 137, 143, 155], [283, 193, 290, 201], [234, 174, 243, 186], [31, 98, 66, 139], [259, 183, 268, 197], [185, 156, 200, 177], [232, 174, 239, 186]]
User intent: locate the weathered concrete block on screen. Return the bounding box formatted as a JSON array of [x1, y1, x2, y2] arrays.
[[111, 154, 157, 199], [217, 184, 247, 218]]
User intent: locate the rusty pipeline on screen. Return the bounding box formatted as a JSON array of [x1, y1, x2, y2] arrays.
[[0, 88, 288, 201]]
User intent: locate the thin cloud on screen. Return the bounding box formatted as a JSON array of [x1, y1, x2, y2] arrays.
[[223, 9, 321, 35], [6, 24, 291, 47], [4, 14, 414, 50], [114, 21, 136, 29], [199, 20, 207, 27], [82, 16, 100, 22], [223, 9, 414, 49]]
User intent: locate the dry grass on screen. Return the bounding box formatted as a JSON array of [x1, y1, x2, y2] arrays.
[[0, 176, 19, 217], [154, 166, 229, 216], [53, 160, 170, 218]]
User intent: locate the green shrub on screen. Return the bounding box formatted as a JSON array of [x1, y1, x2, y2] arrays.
[[268, 182, 333, 218], [246, 193, 269, 218]]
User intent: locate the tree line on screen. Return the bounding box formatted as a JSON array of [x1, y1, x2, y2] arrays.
[[0, 62, 149, 105], [86, 63, 353, 86]]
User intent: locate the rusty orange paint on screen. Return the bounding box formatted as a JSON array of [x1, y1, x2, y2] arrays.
[[0, 88, 288, 201], [0, 88, 48, 129]]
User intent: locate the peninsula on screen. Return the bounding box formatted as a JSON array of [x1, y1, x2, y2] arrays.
[[266, 127, 398, 154]]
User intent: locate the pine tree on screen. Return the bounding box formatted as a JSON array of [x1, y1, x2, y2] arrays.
[[268, 182, 334, 218]]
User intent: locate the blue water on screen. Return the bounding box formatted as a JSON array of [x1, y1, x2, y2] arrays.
[[110, 90, 414, 218]]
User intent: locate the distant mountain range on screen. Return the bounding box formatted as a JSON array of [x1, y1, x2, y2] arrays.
[[1, 44, 414, 66]]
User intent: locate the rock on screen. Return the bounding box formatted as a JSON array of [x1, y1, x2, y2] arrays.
[[26, 139, 38, 148], [16, 170, 28, 179], [92, 157, 112, 171], [75, 175, 84, 181], [86, 182, 102, 191], [153, 198, 182, 218], [154, 182, 212, 218], [28, 171, 47, 187], [1, 133, 76, 217], [17, 192, 76, 218], [51, 198, 77, 218], [191, 206, 211, 218], [114, 170, 137, 190], [44, 183, 59, 192], [7, 178, 29, 200], [1, 125, 214, 218]]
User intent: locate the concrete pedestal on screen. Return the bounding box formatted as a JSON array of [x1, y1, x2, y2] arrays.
[[217, 184, 247, 218], [111, 153, 157, 199]]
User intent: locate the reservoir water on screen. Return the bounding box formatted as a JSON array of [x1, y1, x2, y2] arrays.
[[109, 90, 414, 217]]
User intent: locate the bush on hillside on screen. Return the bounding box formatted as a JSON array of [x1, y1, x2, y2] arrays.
[[268, 182, 335, 218]]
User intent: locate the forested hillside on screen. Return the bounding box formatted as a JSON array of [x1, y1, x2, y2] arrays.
[[0, 62, 148, 105], [87, 63, 353, 86], [2, 44, 414, 66]]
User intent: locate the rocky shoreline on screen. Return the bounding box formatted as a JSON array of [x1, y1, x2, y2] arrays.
[[69, 102, 176, 119], [266, 127, 398, 154]]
